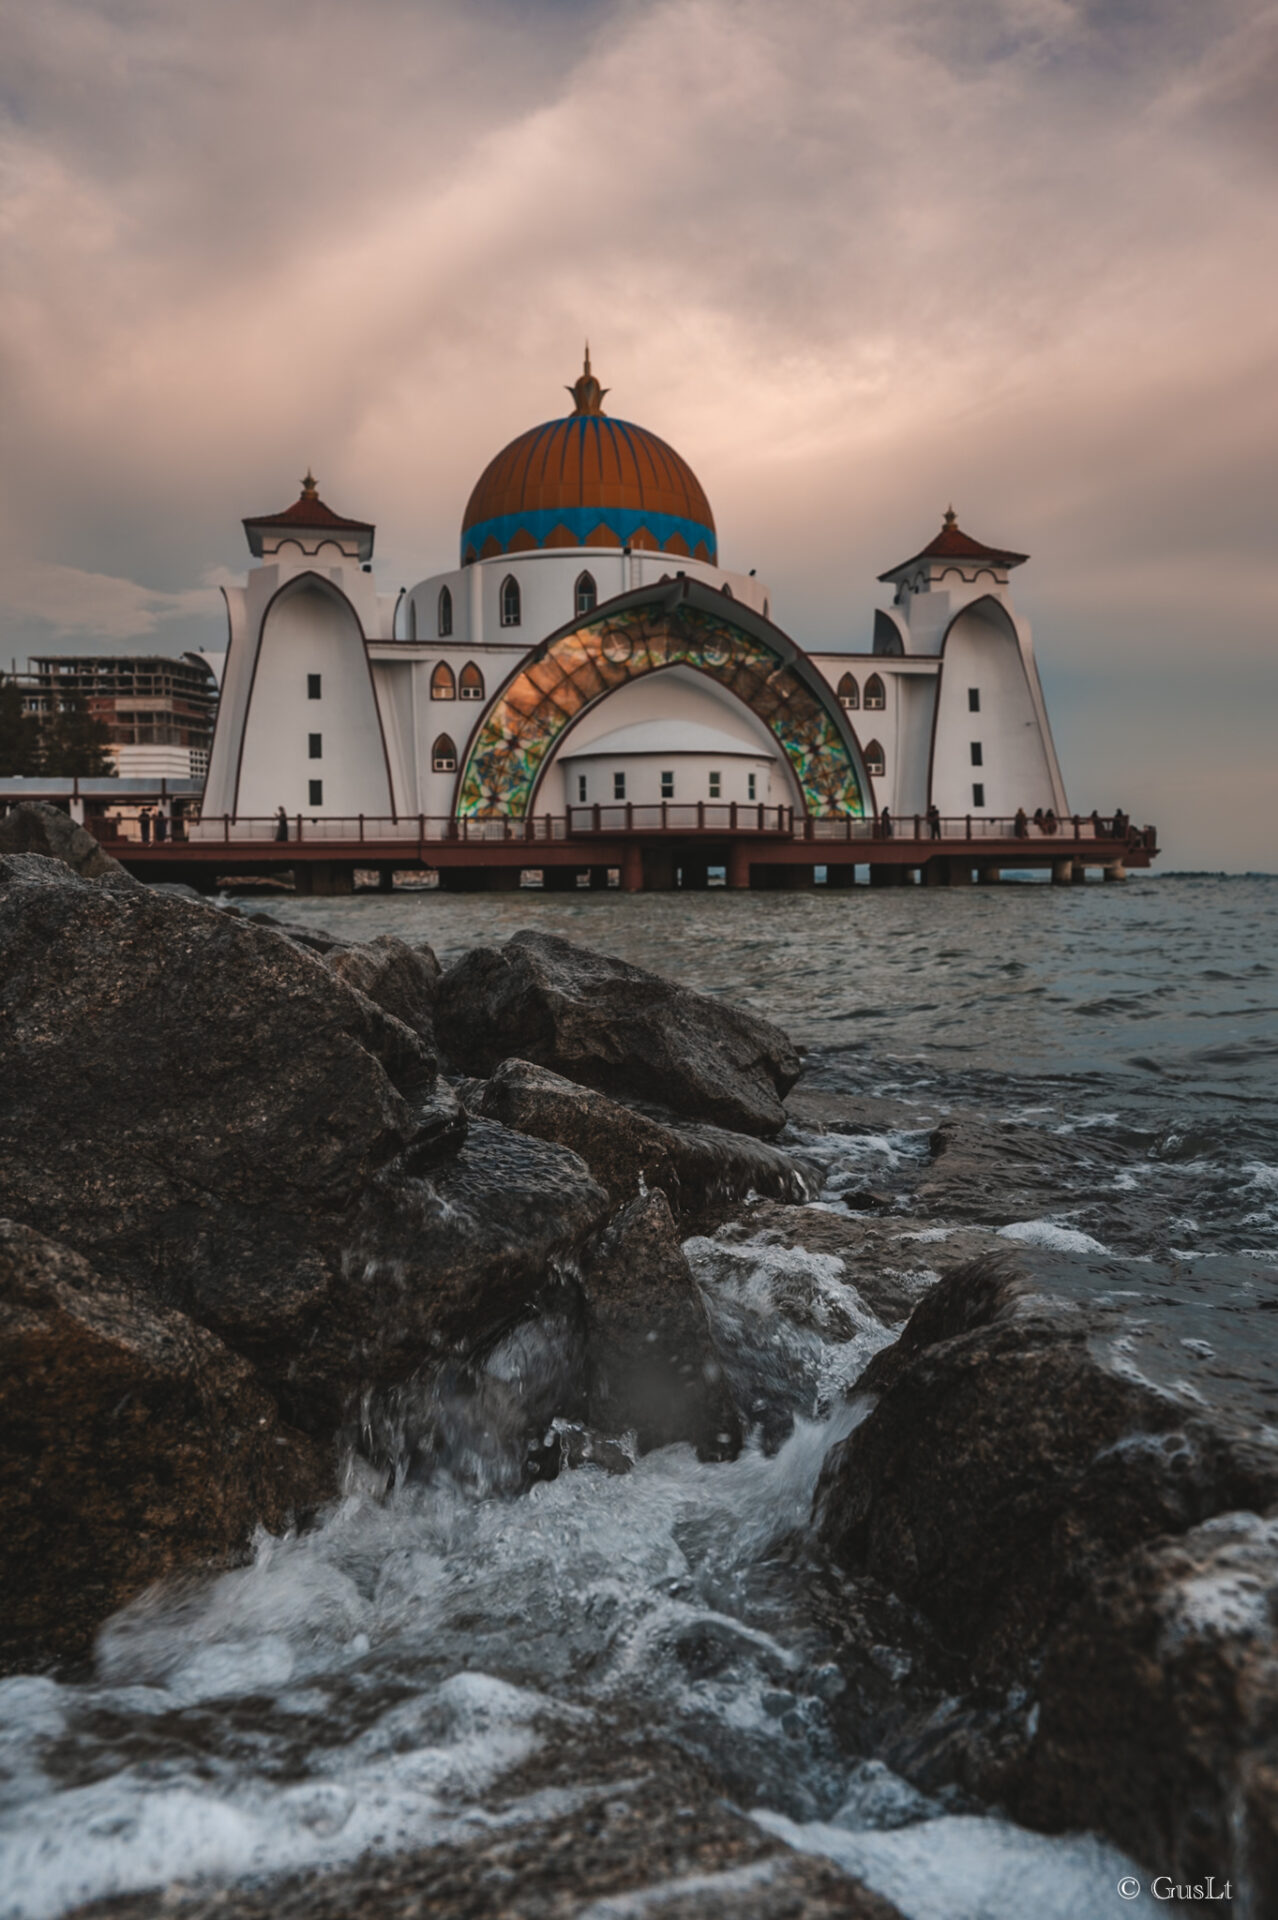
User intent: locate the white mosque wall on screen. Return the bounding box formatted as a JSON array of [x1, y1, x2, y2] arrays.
[[929, 598, 1066, 818], [400, 548, 769, 649], [559, 748, 776, 811], [235, 576, 392, 819]]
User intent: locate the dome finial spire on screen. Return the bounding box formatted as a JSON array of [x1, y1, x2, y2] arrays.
[[567, 345, 608, 416], [302, 469, 319, 500], [943, 503, 957, 529]]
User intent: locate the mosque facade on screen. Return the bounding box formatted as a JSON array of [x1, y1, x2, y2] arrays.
[[201, 355, 1069, 837]]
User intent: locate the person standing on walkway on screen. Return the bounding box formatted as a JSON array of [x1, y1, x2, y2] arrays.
[[275, 806, 289, 843], [138, 808, 152, 845], [927, 804, 942, 839]]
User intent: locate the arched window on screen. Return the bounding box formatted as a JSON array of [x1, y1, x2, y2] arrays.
[[721, 581, 733, 599], [408, 598, 417, 641], [864, 673, 886, 710], [500, 575, 521, 627], [438, 586, 453, 637], [575, 571, 597, 617], [431, 662, 456, 700], [432, 733, 457, 772], [459, 661, 485, 701], [837, 673, 859, 710], [864, 739, 885, 777]]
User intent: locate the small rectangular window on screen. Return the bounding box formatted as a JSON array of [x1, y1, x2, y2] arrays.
[[307, 674, 322, 700], [708, 771, 721, 798], [308, 733, 322, 759], [970, 741, 983, 766], [972, 782, 985, 807], [660, 771, 674, 799], [747, 773, 757, 801], [309, 779, 323, 807], [968, 687, 980, 712], [577, 774, 587, 803], [613, 772, 626, 800]]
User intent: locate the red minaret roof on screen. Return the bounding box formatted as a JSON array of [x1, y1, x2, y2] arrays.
[[878, 507, 1027, 581], [243, 472, 375, 559]]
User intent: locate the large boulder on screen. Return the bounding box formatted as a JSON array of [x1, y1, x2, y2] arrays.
[[325, 933, 440, 1046], [0, 1220, 327, 1670], [0, 799, 125, 879], [814, 1257, 1278, 1893], [476, 1058, 808, 1219], [0, 856, 609, 1431], [580, 1189, 742, 1459], [435, 929, 801, 1137], [1023, 1510, 1278, 1902], [816, 1259, 1278, 1680]]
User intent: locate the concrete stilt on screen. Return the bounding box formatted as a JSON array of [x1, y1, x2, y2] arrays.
[[484, 866, 522, 890], [826, 862, 858, 888], [1071, 862, 1088, 884], [588, 866, 610, 889], [870, 864, 904, 887], [643, 846, 677, 890], [378, 867, 395, 893], [543, 867, 579, 891], [727, 842, 752, 890], [621, 843, 644, 892], [1051, 859, 1074, 886], [948, 861, 974, 886], [922, 860, 948, 887], [679, 860, 709, 890], [306, 862, 354, 897], [1104, 861, 1128, 882]]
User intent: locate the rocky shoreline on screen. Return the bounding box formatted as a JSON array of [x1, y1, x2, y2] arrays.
[[2, 802, 1275, 1916]]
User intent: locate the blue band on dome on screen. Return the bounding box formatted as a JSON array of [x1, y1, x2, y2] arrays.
[[460, 505, 717, 564]]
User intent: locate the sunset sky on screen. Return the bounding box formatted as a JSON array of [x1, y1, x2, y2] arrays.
[[2, 0, 1275, 868]]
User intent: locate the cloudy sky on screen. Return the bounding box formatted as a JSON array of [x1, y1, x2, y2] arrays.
[[2, 0, 1275, 867]]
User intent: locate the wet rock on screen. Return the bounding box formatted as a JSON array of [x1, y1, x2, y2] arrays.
[[64, 1733, 902, 1918], [915, 1117, 1105, 1224], [326, 933, 441, 1046], [842, 1189, 894, 1213], [1022, 1509, 1278, 1903], [436, 929, 801, 1137], [476, 1058, 808, 1219], [714, 1201, 940, 1328], [0, 1220, 327, 1672], [581, 1189, 742, 1459], [815, 1257, 1278, 1681], [241, 910, 353, 954], [0, 856, 611, 1433], [0, 799, 126, 880]]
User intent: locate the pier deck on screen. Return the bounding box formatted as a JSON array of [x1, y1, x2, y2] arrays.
[[96, 807, 1159, 891]]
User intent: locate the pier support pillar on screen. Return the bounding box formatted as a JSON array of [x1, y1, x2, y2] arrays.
[[1051, 858, 1074, 886], [643, 846, 677, 891], [543, 867, 579, 891], [826, 862, 858, 888], [378, 867, 395, 893], [1071, 862, 1088, 884], [589, 865, 611, 889], [948, 861, 974, 886], [304, 862, 353, 897], [922, 860, 947, 887], [678, 860, 709, 890], [977, 866, 1000, 884], [483, 866, 521, 890], [870, 864, 904, 887], [1104, 861, 1128, 882], [727, 842, 751, 890], [765, 864, 813, 890], [621, 843, 645, 892]]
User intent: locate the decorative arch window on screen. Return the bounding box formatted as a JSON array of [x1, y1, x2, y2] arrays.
[[408, 598, 418, 641], [431, 662, 456, 700], [864, 739, 885, 777], [575, 571, 597, 617], [500, 575, 521, 627], [432, 733, 457, 772], [837, 673, 859, 710], [721, 582, 734, 599], [864, 673, 886, 710], [438, 586, 453, 637], [459, 661, 485, 701]]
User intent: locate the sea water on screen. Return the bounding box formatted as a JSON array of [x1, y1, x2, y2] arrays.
[[2, 874, 1274, 1918]]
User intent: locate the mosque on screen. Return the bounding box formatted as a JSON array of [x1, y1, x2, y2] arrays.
[[200, 352, 1072, 872]]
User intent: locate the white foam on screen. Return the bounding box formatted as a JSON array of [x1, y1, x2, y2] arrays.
[[752, 1809, 1165, 1918], [998, 1220, 1110, 1255]]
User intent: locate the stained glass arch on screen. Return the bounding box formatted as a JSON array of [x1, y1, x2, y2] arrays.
[[457, 585, 867, 820]]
